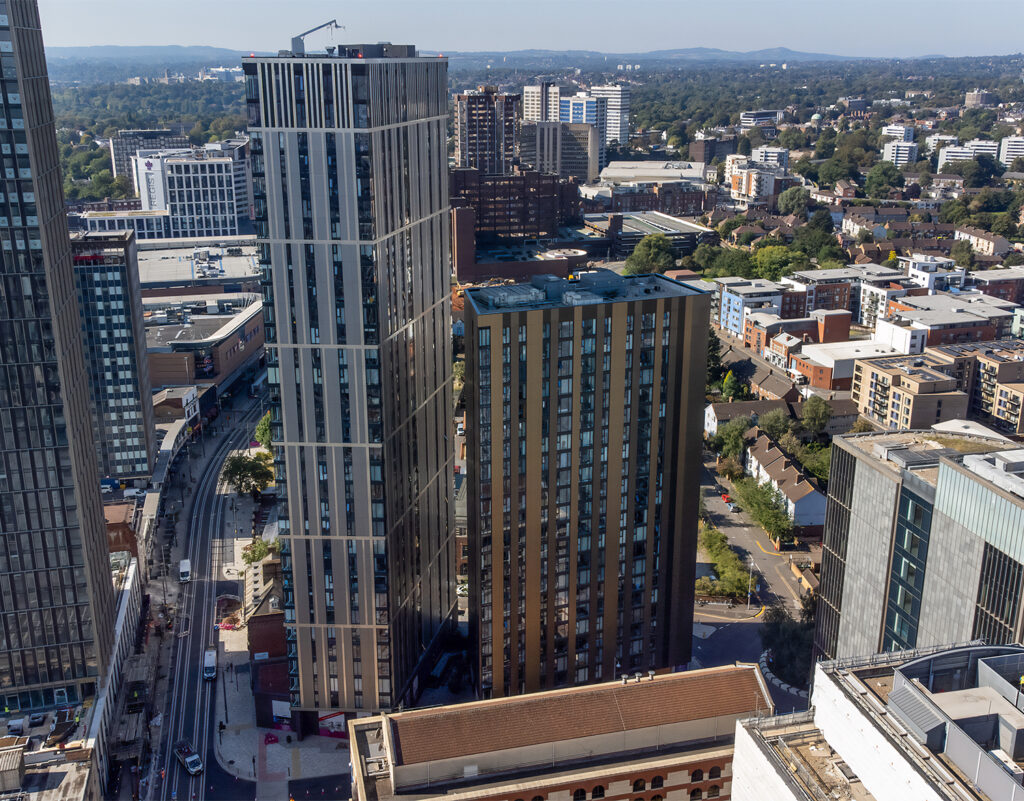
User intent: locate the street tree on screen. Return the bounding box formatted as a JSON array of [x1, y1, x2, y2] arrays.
[[758, 408, 791, 440], [254, 411, 272, 450], [222, 452, 274, 497]]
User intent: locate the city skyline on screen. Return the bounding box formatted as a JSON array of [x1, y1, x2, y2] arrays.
[[35, 0, 1024, 59]]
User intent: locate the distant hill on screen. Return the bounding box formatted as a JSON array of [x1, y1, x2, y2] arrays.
[[431, 46, 858, 63], [46, 45, 250, 65]]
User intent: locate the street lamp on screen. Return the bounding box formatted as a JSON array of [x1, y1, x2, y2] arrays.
[[747, 561, 760, 611]]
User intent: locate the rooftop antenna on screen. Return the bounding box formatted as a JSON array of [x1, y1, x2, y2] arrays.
[[291, 20, 344, 55]]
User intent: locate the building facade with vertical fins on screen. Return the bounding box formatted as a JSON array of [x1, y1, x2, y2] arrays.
[[243, 43, 454, 730], [464, 270, 709, 698], [0, 0, 115, 710], [454, 86, 520, 176]]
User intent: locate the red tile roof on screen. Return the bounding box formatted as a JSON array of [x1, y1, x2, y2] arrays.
[[390, 665, 770, 765]]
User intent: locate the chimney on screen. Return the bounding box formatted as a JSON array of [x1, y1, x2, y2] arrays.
[[648, 670, 656, 681]]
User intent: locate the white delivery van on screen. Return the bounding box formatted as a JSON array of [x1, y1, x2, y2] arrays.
[[179, 559, 191, 583], [203, 649, 217, 680]]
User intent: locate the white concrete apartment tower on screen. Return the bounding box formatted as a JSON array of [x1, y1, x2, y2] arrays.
[[243, 43, 455, 733], [590, 84, 631, 146]]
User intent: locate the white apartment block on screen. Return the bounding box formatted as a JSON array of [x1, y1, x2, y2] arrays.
[[938, 138, 999, 170], [881, 140, 919, 167], [999, 135, 1024, 167], [750, 146, 789, 169], [522, 82, 560, 122], [924, 133, 958, 153], [881, 123, 914, 142], [724, 153, 749, 182], [589, 84, 630, 146]]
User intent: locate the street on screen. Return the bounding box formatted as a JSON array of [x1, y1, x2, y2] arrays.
[[155, 397, 263, 801]]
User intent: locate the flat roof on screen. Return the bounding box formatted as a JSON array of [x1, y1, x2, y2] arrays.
[[466, 269, 702, 315], [798, 340, 901, 366], [714, 276, 788, 295], [585, 211, 712, 236], [137, 245, 260, 286], [599, 160, 707, 183]]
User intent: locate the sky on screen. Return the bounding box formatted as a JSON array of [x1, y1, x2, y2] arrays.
[[36, 0, 1024, 59]]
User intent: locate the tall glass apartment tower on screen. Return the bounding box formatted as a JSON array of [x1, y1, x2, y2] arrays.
[[0, 0, 114, 710], [243, 43, 454, 728]]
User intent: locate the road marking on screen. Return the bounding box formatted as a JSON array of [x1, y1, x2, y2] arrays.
[[754, 539, 782, 556], [753, 605, 766, 618]]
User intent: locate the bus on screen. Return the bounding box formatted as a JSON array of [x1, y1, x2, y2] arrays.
[[203, 649, 217, 681]]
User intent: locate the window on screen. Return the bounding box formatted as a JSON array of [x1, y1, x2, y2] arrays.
[[691, 769, 704, 782], [633, 780, 646, 792], [707, 788, 720, 799], [708, 766, 721, 780], [591, 787, 604, 799], [573, 791, 586, 801], [690, 791, 702, 801], [651, 776, 664, 789]]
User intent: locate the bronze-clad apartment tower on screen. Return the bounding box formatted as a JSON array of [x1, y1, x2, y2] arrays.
[[465, 270, 709, 697]]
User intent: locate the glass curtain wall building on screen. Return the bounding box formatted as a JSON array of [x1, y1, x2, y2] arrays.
[[243, 43, 454, 729], [0, 0, 114, 710]]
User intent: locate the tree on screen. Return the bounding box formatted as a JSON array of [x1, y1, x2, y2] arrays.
[[776, 186, 810, 216], [222, 452, 274, 497], [706, 328, 723, 385], [851, 416, 876, 433], [452, 359, 466, 386], [950, 239, 975, 269], [722, 370, 743, 401], [715, 415, 751, 460], [623, 233, 676, 274], [758, 408, 792, 441], [807, 208, 834, 233], [1004, 253, 1024, 267], [801, 395, 832, 436], [864, 162, 905, 198], [254, 411, 272, 450], [856, 228, 874, 244], [754, 246, 808, 281], [242, 537, 280, 565]]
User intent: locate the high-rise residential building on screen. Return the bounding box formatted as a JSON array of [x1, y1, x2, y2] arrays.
[[590, 84, 631, 146], [750, 146, 790, 170], [999, 135, 1024, 167], [0, 0, 115, 709], [850, 353, 969, 430], [520, 120, 601, 183], [108, 128, 189, 181], [815, 429, 1024, 664], [464, 270, 710, 697], [454, 85, 521, 175], [880, 123, 915, 143], [881, 140, 919, 167], [937, 139, 999, 170], [71, 231, 157, 482], [522, 81, 560, 122], [559, 93, 608, 167], [243, 42, 455, 728], [965, 88, 995, 108]]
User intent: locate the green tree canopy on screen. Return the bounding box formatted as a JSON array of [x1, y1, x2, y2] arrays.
[[623, 233, 676, 274], [254, 411, 272, 450], [222, 452, 274, 497], [950, 239, 975, 269], [801, 395, 832, 435], [758, 408, 792, 441], [777, 186, 810, 217], [864, 161, 905, 197]]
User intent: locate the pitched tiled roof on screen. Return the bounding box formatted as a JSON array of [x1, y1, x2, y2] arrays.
[[747, 430, 822, 505], [390, 665, 770, 765]]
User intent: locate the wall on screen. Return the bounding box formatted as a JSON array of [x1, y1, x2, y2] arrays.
[[730, 721, 802, 801], [813, 665, 947, 801], [835, 461, 898, 659]]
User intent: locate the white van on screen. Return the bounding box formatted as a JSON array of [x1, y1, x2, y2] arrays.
[[203, 649, 217, 680], [179, 559, 191, 583]]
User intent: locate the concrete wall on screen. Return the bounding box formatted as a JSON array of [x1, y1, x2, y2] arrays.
[[813, 664, 947, 801], [731, 721, 802, 801], [835, 461, 898, 659]]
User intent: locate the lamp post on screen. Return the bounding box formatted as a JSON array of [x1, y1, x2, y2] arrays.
[[747, 561, 760, 611]]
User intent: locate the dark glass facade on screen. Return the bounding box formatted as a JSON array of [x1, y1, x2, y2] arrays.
[[882, 489, 933, 652], [244, 47, 453, 719], [0, 0, 114, 710]]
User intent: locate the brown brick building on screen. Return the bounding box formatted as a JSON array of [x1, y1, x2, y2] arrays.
[[350, 664, 772, 801], [450, 167, 580, 241], [454, 86, 521, 176]]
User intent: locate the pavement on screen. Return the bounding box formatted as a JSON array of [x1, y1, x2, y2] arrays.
[[211, 536, 352, 801], [690, 453, 812, 714]]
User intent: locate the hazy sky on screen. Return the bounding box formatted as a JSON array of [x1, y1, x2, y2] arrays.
[[36, 0, 1024, 58]]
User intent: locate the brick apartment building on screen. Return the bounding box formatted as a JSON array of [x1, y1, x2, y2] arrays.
[[449, 167, 580, 240]]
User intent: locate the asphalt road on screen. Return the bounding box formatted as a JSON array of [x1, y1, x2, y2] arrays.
[[155, 398, 263, 801]]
